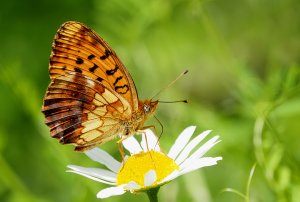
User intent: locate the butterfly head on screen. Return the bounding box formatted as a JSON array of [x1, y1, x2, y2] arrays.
[[140, 100, 159, 117]]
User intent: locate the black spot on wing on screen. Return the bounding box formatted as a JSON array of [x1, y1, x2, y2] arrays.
[[100, 50, 112, 60], [106, 65, 119, 76], [96, 77, 104, 82], [89, 64, 98, 72], [113, 76, 123, 86], [88, 54, 95, 60], [115, 84, 129, 94], [76, 57, 84, 64], [74, 67, 82, 73]]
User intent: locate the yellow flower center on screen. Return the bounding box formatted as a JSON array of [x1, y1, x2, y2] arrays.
[[117, 150, 179, 187]]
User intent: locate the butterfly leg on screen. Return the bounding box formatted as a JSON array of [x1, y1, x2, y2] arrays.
[[137, 129, 158, 169], [140, 125, 162, 152], [118, 142, 125, 163], [117, 136, 129, 163], [139, 130, 151, 152]]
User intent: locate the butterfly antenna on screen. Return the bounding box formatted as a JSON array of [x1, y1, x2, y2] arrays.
[[159, 100, 188, 104], [154, 115, 164, 150], [151, 70, 188, 100]]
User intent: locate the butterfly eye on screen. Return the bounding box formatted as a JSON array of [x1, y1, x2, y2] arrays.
[[143, 104, 151, 113]]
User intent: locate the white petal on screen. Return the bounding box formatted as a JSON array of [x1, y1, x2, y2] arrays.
[[175, 130, 211, 164], [67, 165, 116, 182], [141, 129, 160, 152], [84, 148, 121, 173], [125, 181, 141, 191], [122, 136, 143, 154], [97, 185, 126, 198], [144, 170, 157, 186], [179, 157, 222, 175], [179, 136, 221, 168], [161, 170, 180, 183], [168, 126, 196, 159], [67, 170, 115, 185]]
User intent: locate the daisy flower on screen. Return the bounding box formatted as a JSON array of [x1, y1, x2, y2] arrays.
[[67, 126, 222, 201]]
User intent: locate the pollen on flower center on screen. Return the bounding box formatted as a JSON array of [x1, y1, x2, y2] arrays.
[[117, 150, 179, 187]]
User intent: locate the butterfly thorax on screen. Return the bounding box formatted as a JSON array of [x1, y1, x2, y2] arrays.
[[120, 99, 158, 137]]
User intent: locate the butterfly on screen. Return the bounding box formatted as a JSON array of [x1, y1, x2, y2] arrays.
[[42, 21, 158, 151]]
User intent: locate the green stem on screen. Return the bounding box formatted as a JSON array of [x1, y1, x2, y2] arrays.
[[146, 187, 160, 202]]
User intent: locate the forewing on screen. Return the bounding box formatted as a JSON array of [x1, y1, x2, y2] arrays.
[[49, 21, 138, 110]]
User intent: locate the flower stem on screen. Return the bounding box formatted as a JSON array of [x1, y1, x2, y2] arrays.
[[146, 187, 160, 202]]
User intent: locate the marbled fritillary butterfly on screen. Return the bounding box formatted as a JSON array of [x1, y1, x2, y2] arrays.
[[42, 21, 158, 151]]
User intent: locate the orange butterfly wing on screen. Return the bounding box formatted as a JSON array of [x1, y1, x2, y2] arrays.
[[42, 21, 139, 151], [49, 21, 138, 108]]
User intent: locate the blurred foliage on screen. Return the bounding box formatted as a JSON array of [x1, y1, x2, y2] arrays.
[[0, 0, 300, 201]]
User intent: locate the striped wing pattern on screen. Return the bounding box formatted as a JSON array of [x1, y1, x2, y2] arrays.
[[42, 21, 139, 151]]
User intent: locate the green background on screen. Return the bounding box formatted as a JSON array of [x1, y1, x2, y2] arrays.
[[0, 0, 300, 201]]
